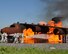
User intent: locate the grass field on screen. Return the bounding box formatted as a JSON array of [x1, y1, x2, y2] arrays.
[[0, 46, 68, 54]]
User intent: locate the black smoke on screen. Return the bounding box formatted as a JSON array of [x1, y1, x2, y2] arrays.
[[41, 0, 68, 26]]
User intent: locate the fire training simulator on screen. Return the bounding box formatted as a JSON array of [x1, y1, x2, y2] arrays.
[[1, 22, 68, 43]]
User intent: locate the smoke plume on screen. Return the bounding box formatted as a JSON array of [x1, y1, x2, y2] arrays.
[[41, 0, 68, 26]]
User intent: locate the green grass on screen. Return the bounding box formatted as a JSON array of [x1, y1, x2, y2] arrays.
[[0, 46, 68, 54]]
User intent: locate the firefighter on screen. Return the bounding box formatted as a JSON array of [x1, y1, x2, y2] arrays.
[[1, 32, 8, 43], [14, 33, 19, 43]]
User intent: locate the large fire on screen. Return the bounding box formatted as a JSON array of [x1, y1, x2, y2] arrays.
[[23, 28, 34, 44], [47, 18, 62, 44], [22, 17, 63, 44]]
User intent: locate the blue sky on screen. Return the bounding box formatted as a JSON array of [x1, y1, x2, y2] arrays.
[[0, 0, 48, 28], [0, 0, 68, 29]]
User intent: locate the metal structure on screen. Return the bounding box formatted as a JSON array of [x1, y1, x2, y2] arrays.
[[1, 22, 68, 43]]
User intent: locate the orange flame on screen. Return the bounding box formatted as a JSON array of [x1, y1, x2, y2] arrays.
[[23, 28, 34, 44], [47, 21, 62, 44]]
